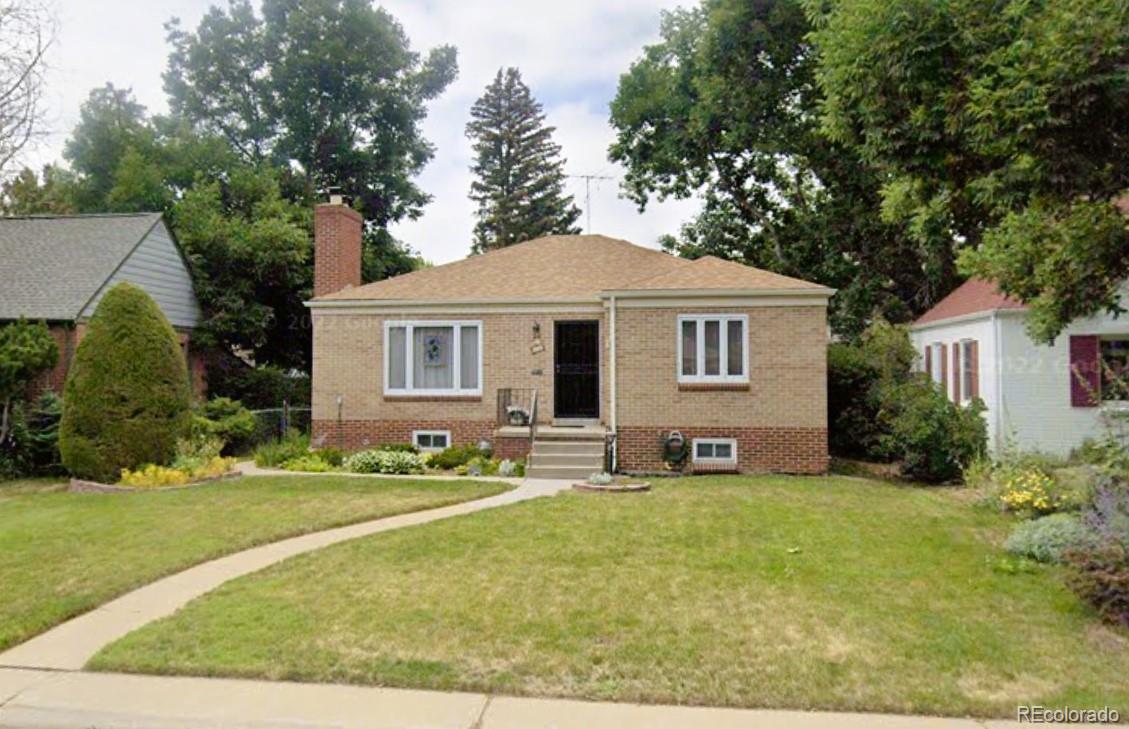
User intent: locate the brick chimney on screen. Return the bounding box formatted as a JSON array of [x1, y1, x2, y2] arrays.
[[314, 195, 363, 297]]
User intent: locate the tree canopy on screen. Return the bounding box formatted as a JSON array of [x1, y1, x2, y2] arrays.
[[165, 0, 457, 234], [807, 0, 1129, 342], [609, 0, 925, 336], [465, 67, 581, 253]]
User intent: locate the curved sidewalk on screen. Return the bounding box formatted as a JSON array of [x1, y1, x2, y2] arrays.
[[0, 478, 571, 672]]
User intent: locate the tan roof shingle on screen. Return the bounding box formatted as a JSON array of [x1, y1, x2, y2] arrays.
[[614, 255, 830, 292], [314, 234, 829, 302]]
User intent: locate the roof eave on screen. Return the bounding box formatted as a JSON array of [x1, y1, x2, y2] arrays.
[[911, 306, 1027, 331], [600, 286, 836, 299]]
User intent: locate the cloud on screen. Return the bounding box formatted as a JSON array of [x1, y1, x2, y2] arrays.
[[32, 0, 700, 263]]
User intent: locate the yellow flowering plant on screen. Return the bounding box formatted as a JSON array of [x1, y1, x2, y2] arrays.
[[119, 456, 236, 488], [999, 468, 1060, 515]]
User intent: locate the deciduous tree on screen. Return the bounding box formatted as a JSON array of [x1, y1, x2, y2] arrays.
[[807, 0, 1129, 342], [609, 0, 923, 336]]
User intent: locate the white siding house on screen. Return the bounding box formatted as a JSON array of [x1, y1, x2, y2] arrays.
[[911, 279, 1129, 456]]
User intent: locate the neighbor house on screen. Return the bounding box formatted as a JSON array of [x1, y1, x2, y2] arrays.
[[910, 277, 1129, 456], [307, 199, 832, 478], [0, 213, 205, 396]]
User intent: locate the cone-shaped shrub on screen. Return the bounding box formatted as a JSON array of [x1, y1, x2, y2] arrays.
[[60, 283, 192, 481]]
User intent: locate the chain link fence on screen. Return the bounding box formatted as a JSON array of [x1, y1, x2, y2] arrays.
[[248, 404, 311, 446]]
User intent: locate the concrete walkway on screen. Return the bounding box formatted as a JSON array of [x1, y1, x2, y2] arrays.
[[0, 478, 572, 671], [0, 668, 1025, 729]]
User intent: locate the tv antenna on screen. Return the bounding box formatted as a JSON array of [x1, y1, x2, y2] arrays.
[[569, 173, 614, 233]]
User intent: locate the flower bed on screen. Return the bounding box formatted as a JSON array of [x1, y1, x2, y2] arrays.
[[69, 470, 242, 493]]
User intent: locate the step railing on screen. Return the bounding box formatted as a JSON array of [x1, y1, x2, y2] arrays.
[[497, 387, 538, 453]]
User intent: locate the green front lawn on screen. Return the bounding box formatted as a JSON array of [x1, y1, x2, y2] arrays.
[[0, 475, 508, 652], [91, 475, 1129, 717]]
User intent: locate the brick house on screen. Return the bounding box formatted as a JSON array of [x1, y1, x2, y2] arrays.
[[308, 199, 832, 477], [911, 277, 1129, 456], [0, 213, 205, 396]]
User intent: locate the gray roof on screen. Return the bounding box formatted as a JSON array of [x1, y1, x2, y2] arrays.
[[0, 213, 167, 321]]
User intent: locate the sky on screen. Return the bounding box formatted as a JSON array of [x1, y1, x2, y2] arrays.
[[29, 0, 701, 264]]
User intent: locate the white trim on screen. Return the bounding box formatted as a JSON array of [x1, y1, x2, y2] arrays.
[[602, 287, 835, 299], [613, 296, 829, 309], [383, 320, 483, 397], [676, 314, 749, 384], [959, 338, 976, 404], [692, 437, 738, 465], [412, 429, 451, 452], [911, 307, 1026, 333], [310, 298, 602, 313], [308, 295, 831, 313]]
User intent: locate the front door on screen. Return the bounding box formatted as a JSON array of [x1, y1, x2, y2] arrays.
[[554, 320, 599, 419]]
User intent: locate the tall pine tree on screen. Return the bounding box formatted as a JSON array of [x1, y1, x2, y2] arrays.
[[466, 68, 581, 253]]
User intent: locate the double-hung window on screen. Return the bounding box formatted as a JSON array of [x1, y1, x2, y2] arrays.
[[678, 314, 748, 383], [384, 320, 482, 396]]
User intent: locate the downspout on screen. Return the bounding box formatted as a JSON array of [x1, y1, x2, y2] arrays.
[[609, 295, 618, 472]]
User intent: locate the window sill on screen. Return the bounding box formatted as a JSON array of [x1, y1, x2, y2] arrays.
[[678, 382, 750, 392], [384, 394, 482, 402]]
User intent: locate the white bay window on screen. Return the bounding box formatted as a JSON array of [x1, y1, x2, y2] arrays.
[[384, 321, 482, 396], [677, 314, 748, 383]]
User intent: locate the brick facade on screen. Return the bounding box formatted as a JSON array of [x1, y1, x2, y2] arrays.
[[616, 425, 828, 475], [27, 322, 206, 401], [313, 203, 363, 298], [311, 418, 495, 451], [311, 311, 605, 425], [310, 302, 828, 473]]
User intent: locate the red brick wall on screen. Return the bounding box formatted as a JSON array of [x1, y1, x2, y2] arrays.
[[616, 425, 828, 475], [313, 203, 363, 298], [494, 435, 531, 462], [26, 323, 207, 400], [312, 418, 495, 452]]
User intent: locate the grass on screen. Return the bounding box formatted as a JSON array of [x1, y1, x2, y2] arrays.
[[90, 475, 1129, 717], [0, 475, 508, 652]]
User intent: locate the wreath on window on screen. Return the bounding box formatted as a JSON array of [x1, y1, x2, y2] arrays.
[[423, 335, 443, 365]]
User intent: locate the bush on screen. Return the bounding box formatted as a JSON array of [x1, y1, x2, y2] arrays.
[[344, 449, 426, 474], [280, 455, 336, 472], [0, 402, 30, 480], [1080, 475, 1129, 552], [877, 377, 987, 483], [1004, 514, 1102, 563], [431, 444, 489, 470], [827, 319, 917, 459], [26, 392, 63, 475], [59, 283, 192, 482], [253, 430, 309, 467], [1066, 546, 1129, 628], [375, 442, 419, 454], [465, 455, 499, 476], [193, 397, 256, 454], [205, 356, 310, 410], [313, 446, 345, 467], [172, 433, 224, 467]]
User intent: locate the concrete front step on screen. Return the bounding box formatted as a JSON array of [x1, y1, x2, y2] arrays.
[[531, 441, 604, 456], [525, 464, 602, 480], [534, 426, 607, 441], [528, 453, 604, 469]]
